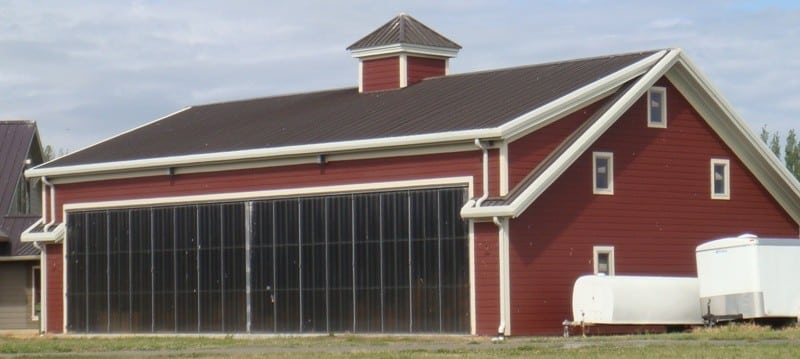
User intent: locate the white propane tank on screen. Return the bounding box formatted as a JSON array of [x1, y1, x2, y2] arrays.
[[572, 275, 703, 325]]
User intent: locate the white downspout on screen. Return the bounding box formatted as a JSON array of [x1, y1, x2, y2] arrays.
[[472, 139, 510, 338], [41, 176, 56, 231], [492, 216, 510, 339]]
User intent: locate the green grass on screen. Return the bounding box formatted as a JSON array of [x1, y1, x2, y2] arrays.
[[1, 323, 799, 358]]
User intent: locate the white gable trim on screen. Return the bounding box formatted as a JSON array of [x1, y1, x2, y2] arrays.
[[666, 56, 800, 225], [461, 49, 681, 219], [500, 50, 668, 142]]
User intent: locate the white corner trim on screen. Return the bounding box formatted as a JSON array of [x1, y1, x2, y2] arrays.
[[62, 176, 474, 212], [358, 60, 364, 93], [399, 53, 408, 88], [499, 142, 509, 196]]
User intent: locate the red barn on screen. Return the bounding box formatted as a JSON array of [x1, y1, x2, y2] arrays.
[[23, 14, 800, 336]]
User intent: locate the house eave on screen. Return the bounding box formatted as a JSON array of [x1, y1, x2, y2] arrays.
[[0, 255, 40, 262], [26, 128, 503, 180], [350, 43, 459, 59], [20, 219, 65, 243]]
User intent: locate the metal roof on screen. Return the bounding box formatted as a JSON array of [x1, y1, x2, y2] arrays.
[[40, 50, 659, 169], [0, 121, 41, 256], [0, 122, 37, 213], [348, 13, 461, 51]]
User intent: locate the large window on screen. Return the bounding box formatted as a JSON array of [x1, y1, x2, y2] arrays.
[[66, 187, 469, 333]]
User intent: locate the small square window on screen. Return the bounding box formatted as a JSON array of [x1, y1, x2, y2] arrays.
[[593, 152, 614, 195], [711, 159, 730, 200], [593, 246, 615, 275], [648, 86, 667, 128]]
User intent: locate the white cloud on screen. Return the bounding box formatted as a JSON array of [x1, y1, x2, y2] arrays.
[[0, 0, 798, 151]]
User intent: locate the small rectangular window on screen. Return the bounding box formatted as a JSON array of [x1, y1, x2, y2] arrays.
[[711, 159, 730, 200], [593, 246, 615, 275], [648, 86, 667, 128], [593, 152, 614, 195]]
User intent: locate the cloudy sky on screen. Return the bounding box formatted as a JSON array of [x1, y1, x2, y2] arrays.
[[1, 1, 798, 153]]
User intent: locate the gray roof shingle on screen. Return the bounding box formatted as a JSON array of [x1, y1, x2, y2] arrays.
[[40, 50, 659, 169]]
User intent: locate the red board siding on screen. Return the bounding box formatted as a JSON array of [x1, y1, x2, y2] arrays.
[[508, 78, 798, 335], [407, 56, 446, 86], [55, 151, 484, 218], [362, 57, 400, 92], [508, 100, 606, 192], [45, 244, 63, 333], [473, 222, 500, 335]]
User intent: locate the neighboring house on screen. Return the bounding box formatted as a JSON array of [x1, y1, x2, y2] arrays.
[[0, 121, 43, 331], [23, 15, 800, 336]]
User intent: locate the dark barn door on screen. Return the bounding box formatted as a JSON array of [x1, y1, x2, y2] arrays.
[[65, 187, 469, 333]]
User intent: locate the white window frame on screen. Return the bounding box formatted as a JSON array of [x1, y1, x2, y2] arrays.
[[711, 158, 730, 200], [593, 246, 615, 275], [31, 265, 40, 321], [593, 152, 614, 195], [647, 86, 667, 128]]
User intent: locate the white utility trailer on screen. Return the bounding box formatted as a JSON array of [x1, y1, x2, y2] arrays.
[[696, 234, 800, 322], [570, 275, 703, 327]]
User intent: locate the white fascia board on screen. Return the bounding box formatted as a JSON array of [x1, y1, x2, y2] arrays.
[[460, 204, 514, 218], [0, 255, 40, 262], [26, 128, 502, 179], [461, 49, 681, 219], [350, 43, 459, 59], [20, 221, 65, 243], [499, 50, 668, 141], [667, 55, 800, 224]]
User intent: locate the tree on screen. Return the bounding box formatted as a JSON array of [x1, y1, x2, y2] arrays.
[[41, 145, 69, 162], [42, 145, 55, 162], [760, 126, 800, 180], [786, 129, 799, 179]]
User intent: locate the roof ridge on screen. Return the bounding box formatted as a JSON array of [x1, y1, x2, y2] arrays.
[[347, 13, 461, 50]]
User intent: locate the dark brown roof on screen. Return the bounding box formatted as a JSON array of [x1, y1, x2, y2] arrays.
[[0, 122, 38, 214], [348, 13, 461, 50], [41, 50, 659, 169], [0, 121, 41, 257]]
